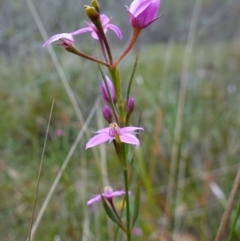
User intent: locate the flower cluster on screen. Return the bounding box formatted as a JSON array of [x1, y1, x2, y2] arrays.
[[42, 0, 161, 50], [42, 0, 161, 239]]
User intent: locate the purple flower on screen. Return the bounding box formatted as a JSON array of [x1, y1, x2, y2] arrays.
[[85, 123, 144, 149], [55, 128, 64, 137], [87, 186, 126, 206], [101, 76, 117, 103], [70, 14, 122, 40], [126, 0, 161, 29], [132, 227, 143, 236], [42, 15, 121, 48], [42, 33, 74, 48]]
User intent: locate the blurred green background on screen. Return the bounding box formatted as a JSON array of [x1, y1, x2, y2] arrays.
[[1, 0, 240, 240]]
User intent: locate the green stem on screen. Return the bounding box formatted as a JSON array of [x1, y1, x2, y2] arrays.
[[108, 200, 124, 228], [93, 20, 113, 65], [124, 168, 131, 241], [125, 54, 139, 125], [109, 67, 125, 126], [228, 197, 240, 241], [99, 30, 113, 65], [98, 36, 108, 64], [114, 140, 131, 240], [126, 54, 138, 105], [66, 45, 109, 67], [114, 28, 141, 67]]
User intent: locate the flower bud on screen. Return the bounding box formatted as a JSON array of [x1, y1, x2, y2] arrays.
[[127, 96, 135, 113], [42, 33, 74, 49], [126, 0, 161, 29], [103, 105, 113, 123], [91, 0, 100, 13], [101, 76, 117, 103], [84, 5, 100, 21]]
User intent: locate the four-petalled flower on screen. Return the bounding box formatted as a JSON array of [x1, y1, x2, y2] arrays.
[[87, 186, 127, 206], [86, 123, 143, 149]]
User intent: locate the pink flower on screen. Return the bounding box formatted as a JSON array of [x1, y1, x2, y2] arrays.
[[55, 129, 64, 137], [42, 33, 74, 48], [101, 76, 117, 103], [126, 0, 161, 29], [132, 227, 143, 236], [70, 14, 122, 40], [85, 123, 143, 149], [42, 14, 121, 48], [87, 186, 127, 206]]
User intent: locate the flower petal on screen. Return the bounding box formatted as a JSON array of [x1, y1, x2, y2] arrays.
[[87, 195, 101, 205], [91, 31, 99, 39], [107, 24, 122, 40], [120, 126, 144, 134], [100, 14, 110, 26], [127, 0, 161, 29], [119, 133, 140, 146], [42, 33, 73, 47], [94, 127, 110, 134], [104, 190, 126, 198], [134, 0, 160, 26], [85, 134, 111, 149], [71, 27, 92, 36], [129, 0, 151, 16]]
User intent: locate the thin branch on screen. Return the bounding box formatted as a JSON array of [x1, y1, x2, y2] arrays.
[[166, 0, 203, 236], [215, 168, 240, 241], [28, 100, 55, 241], [26, 98, 100, 241]]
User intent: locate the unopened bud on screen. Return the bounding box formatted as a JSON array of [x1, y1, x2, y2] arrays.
[[91, 0, 100, 13], [103, 105, 113, 123], [84, 5, 100, 21], [127, 96, 135, 113], [101, 76, 117, 103]]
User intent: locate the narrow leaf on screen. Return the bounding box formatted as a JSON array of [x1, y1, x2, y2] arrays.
[[132, 182, 141, 227], [126, 54, 138, 107], [100, 195, 122, 228]]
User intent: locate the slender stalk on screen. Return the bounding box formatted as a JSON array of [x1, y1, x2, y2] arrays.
[[228, 196, 240, 241], [114, 28, 141, 67], [215, 168, 240, 241], [123, 168, 131, 241], [99, 30, 113, 65], [27, 100, 54, 241], [115, 140, 131, 240], [114, 196, 126, 241], [108, 200, 124, 228], [66, 45, 109, 67], [98, 36, 109, 64], [25, 100, 99, 241], [109, 67, 125, 126], [126, 54, 138, 105], [125, 54, 139, 125], [93, 20, 113, 65]]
